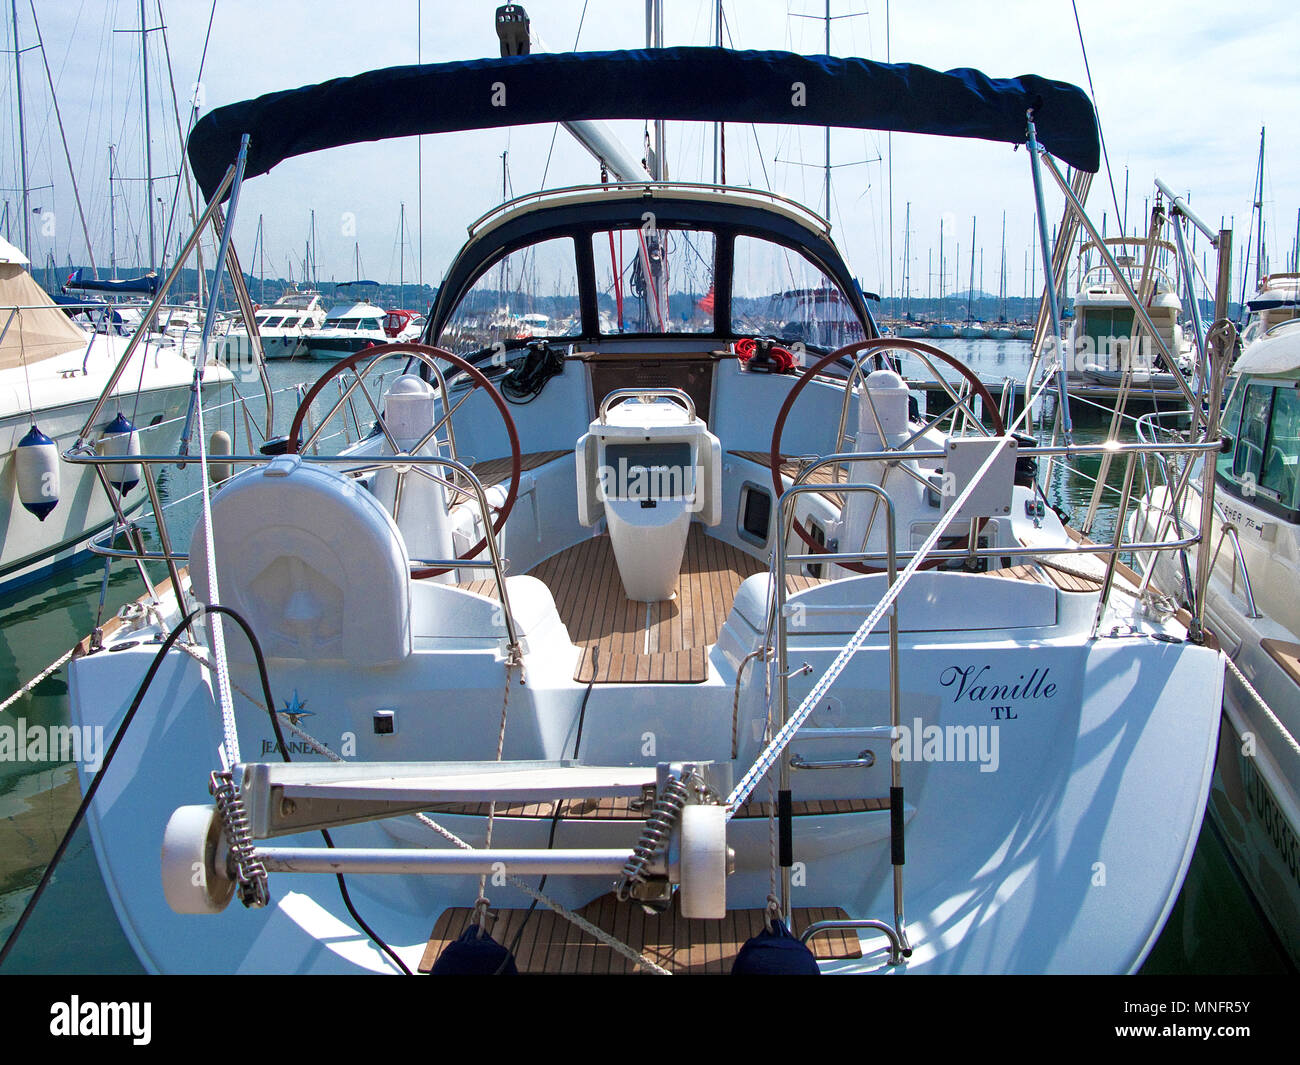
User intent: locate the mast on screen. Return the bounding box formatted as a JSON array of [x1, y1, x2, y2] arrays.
[[140, 0, 155, 271], [999, 211, 1007, 320], [712, 0, 721, 184], [417, 0, 423, 294], [1254, 127, 1265, 288], [1029, 213, 1036, 299], [398, 201, 405, 308], [902, 201, 911, 316], [256, 213, 264, 303], [10, 0, 30, 258], [109, 144, 118, 279], [646, 0, 665, 180], [823, 0, 831, 220], [938, 217, 945, 320], [967, 216, 976, 320]]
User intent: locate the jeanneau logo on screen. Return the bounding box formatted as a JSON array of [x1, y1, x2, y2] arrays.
[[49, 996, 150, 1045], [262, 690, 320, 755], [277, 690, 313, 726]]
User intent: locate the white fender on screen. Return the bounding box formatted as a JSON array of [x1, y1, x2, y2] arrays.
[[15, 425, 59, 521], [209, 429, 233, 484], [98, 412, 141, 494]]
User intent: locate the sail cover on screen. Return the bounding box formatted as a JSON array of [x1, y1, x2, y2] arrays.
[[187, 47, 1100, 201], [64, 268, 159, 296]]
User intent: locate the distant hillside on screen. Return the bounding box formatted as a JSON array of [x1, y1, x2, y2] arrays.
[[38, 265, 1243, 326]]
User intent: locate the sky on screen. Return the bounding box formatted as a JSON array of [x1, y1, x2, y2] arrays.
[[3, 0, 1298, 306]]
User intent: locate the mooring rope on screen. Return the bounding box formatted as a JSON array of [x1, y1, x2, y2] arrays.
[[0, 649, 74, 715]]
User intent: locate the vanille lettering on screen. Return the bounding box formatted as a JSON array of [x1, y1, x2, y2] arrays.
[[939, 665, 1057, 703]]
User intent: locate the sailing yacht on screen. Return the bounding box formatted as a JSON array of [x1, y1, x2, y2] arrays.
[[0, 236, 230, 594], [60, 48, 1226, 975]]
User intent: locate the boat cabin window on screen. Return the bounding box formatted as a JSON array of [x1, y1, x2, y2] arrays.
[[263, 315, 284, 328], [281, 316, 300, 327], [592, 228, 715, 335], [441, 237, 580, 354], [1078, 307, 1137, 363], [731, 235, 864, 350], [1262, 387, 1299, 508], [1220, 380, 1300, 512]]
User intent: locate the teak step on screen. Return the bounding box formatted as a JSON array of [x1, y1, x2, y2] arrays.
[[420, 893, 860, 974], [576, 647, 707, 683]]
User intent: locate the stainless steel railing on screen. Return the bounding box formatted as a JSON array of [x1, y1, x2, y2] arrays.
[[61, 447, 524, 653]]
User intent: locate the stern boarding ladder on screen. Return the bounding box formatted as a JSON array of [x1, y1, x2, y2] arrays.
[[155, 422, 1221, 968]]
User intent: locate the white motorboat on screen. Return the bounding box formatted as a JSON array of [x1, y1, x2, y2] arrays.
[[0, 236, 231, 596], [224, 288, 328, 362], [1130, 312, 1300, 965], [1241, 273, 1300, 347], [1067, 236, 1190, 387], [58, 47, 1227, 976], [304, 297, 389, 360]]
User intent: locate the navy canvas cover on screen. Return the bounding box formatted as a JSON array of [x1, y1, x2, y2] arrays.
[[188, 47, 1099, 201]]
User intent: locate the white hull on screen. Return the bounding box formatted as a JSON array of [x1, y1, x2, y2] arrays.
[[69, 571, 1221, 974]]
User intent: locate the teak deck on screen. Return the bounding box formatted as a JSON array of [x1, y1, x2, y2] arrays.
[[420, 894, 861, 974], [527, 526, 821, 683], [467, 450, 568, 489]]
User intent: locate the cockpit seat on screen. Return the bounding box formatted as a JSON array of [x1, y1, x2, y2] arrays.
[[189, 454, 412, 666]]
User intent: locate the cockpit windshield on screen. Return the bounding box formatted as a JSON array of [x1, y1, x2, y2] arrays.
[[592, 227, 715, 335], [732, 235, 865, 350], [433, 193, 870, 352], [440, 237, 583, 356]]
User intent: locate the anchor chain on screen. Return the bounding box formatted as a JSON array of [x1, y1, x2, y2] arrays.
[[210, 769, 270, 908]]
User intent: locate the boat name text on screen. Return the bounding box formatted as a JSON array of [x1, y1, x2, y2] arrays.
[[939, 664, 1057, 720]]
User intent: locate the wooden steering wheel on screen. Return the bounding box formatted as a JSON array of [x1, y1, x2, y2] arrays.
[[769, 338, 1006, 573], [287, 343, 522, 579]]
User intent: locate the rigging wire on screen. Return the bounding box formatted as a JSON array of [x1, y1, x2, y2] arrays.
[[537, 0, 589, 189], [1070, 0, 1124, 238]]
